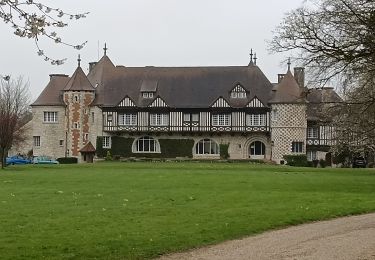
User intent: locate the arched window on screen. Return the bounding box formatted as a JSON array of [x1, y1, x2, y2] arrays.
[[195, 139, 219, 155], [249, 141, 265, 156], [133, 136, 160, 153]]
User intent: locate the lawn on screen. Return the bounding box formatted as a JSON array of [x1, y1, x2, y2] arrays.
[[0, 162, 374, 260]]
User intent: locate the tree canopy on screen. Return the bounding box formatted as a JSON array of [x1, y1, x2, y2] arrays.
[[0, 0, 89, 64], [270, 0, 375, 88]]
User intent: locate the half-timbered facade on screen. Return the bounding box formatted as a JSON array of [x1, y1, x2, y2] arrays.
[[30, 52, 340, 163]]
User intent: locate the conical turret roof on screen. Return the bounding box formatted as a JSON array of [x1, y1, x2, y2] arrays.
[[64, 66, 95, 91], [269, 70, 305, 104]]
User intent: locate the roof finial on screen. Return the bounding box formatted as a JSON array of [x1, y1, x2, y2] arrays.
[[78, 54, 81, 67], [103, 43, 108, 56], [287, 57, 291, 71], [254, 53, 257, 65], [249, 49, 254, 65]]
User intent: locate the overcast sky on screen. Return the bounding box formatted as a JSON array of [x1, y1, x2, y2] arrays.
[[0, 0, 303, 100]]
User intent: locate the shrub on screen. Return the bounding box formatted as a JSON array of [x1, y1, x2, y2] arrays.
[[319, 159, 327, 168], [312, 159, 319, 167], [283, 155, 308, 167], [57, 157, 78, 164], [219, 144, 230, 159], [105, 151, 113, 161]]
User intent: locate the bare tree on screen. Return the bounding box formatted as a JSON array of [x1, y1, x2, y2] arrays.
[[0, 76, 30, 169], [0, 0, 89, 64], [270, 0, 375, 88], [270, 0, 375, 161]]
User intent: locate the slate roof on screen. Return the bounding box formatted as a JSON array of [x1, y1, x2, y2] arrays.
[[32, 75, 70, 106], [306, 88, 342, 121], [64, 66, 95, 91], [79, 141, 96, 153], [32, 55, 341, 115], [269, 70, 305, 104], [93, 62, 274, 108]]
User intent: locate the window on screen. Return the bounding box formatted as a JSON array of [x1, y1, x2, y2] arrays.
[[73, 122, 80, 129], [74, 94, 79, 102], [33, 136, 40, 147], [59, 140, 64, 147], [230, 85, 247, 98], [195, 139, 219, 155], [103, 136, 111, 148], [184, 113, 199, 122], [150, 113, 169, 126], [307, 150, 317, 161], [192, 113, 199, 122], [84, 133, 89, 141], [247, 114, 266, 126], [133, 136, 160, 153], [249, 141, 265, 156], [91, 112, 95, 123], [142, 92, 154, 98], [107, 114, 113, 122], [43, 111, 58, 123], [212, 114, 231, 126], [183, 113, 191, 122], [118, 113, 137, 126], [307, 127, 319, 138], [292, 142, 304, 153]]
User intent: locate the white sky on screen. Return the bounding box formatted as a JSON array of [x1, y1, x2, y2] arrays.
[[0, 0, 303, 100]]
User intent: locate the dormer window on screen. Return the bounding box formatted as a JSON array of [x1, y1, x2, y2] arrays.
[[230, 84, 247, 99], [142, 92, 154, 98], [141, 79, 157, 99]]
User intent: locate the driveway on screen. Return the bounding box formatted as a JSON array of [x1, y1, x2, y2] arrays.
[[158, 213, 375, 260]]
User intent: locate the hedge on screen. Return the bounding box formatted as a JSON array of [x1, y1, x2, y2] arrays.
[[96, 136, 194, 158], [57, 157, 78, 164], [283, 154, 309, 167], [220, 144, 229, 159]]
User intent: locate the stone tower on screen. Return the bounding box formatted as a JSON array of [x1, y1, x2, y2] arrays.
[[269, 67, 307, 164], [63, 57, 95, 161]]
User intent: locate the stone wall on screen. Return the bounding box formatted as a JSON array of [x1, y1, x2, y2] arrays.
[[32, 106, 66, 158]]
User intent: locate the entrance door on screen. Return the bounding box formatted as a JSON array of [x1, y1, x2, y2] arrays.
[[249, 141, 265, 159]]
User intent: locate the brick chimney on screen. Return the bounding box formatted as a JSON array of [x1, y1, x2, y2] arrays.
[[89, 62, 98, 73], [294, 67, 305, 88], [278, 74, 285, 83]]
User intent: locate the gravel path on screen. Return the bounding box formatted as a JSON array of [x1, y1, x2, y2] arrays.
[[157, 213, 375, 260]]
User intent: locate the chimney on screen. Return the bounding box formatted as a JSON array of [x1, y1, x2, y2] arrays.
[[278, 74, 285, 83], [89, 62, 98, 73], [294, 67, 305, 88]]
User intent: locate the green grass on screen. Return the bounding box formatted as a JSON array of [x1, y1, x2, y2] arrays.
[[0, 162, 375, 259]]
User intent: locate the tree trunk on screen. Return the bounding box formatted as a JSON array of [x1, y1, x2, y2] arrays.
[[0, 147, 4, 169]]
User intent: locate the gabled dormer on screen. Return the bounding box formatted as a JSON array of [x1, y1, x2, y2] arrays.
[[211, 97, 230, 108], [140, 79, 157, 99], [117, 96, 136, 107], [230, 83, 247, 99], [148, 96, 168, 107]]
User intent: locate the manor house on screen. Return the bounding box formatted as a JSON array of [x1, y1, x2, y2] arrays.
[[30, 50, 341, 163]]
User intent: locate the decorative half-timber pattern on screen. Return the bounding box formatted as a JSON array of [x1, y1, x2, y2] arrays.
[[247, 97, 265, 108], [118, 97, 136, 107], [211, 97, 230, 108], [149, 97, 168, 107]]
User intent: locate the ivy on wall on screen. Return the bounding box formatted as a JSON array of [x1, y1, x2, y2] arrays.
[[96, 136, 194, 158]]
